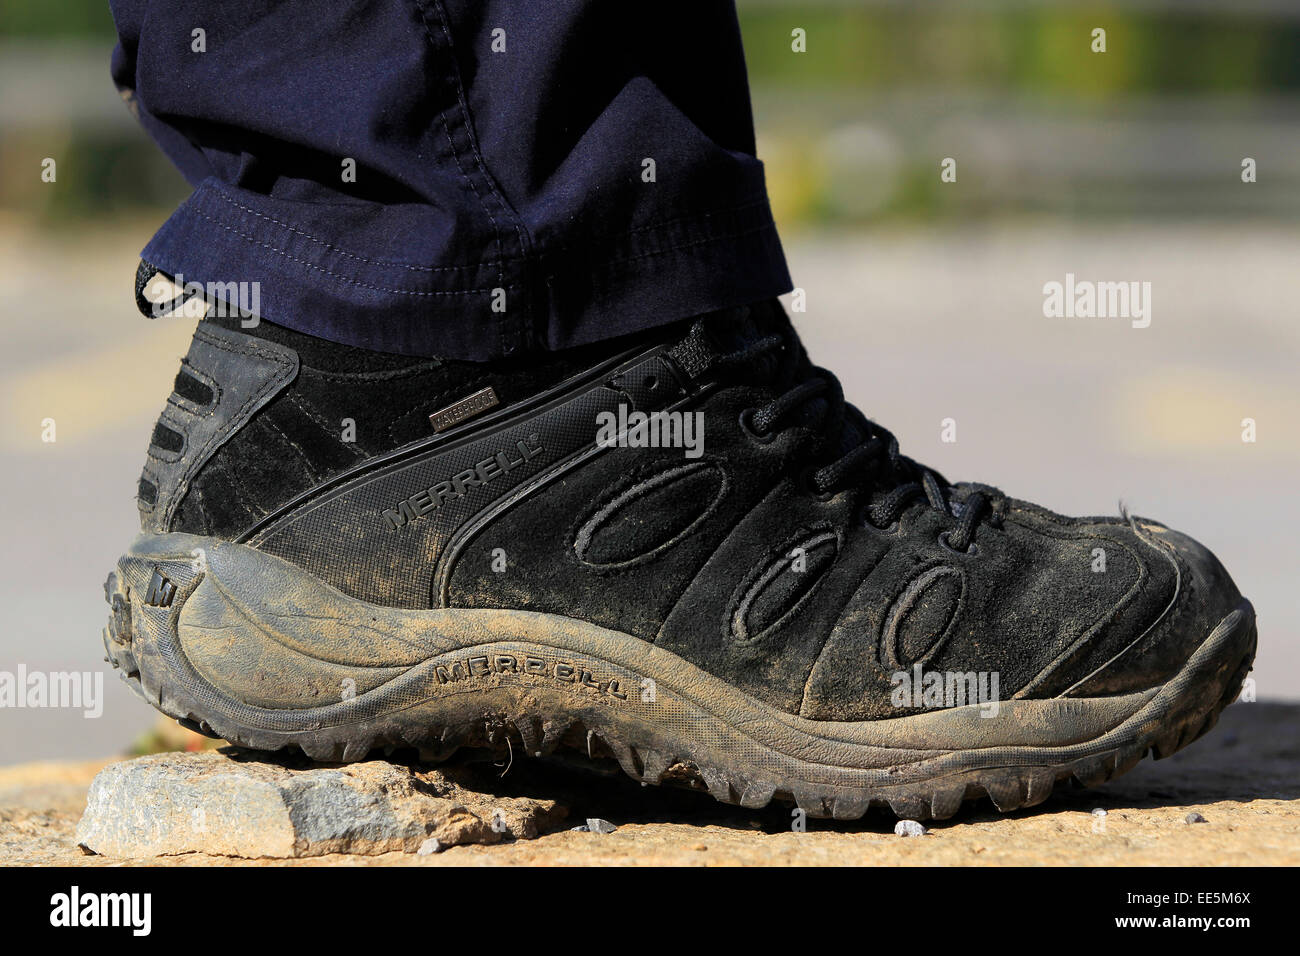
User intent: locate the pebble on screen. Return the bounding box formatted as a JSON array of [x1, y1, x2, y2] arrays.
[[894, 819, 927, 837]]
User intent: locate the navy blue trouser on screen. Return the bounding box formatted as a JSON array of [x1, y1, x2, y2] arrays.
[[110, 0, 792, 360]]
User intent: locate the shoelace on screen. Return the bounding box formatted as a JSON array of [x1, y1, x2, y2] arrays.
[[709, 326, 1001, 552]]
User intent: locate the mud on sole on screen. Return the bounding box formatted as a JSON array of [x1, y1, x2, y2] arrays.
[[102, 532, 1257, 821]]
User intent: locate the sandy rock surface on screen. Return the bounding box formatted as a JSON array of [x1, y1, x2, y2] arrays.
[[2, 702, 1296, 866], [75, 751, 565, 858]]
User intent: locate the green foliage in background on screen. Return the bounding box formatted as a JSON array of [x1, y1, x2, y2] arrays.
[[4, 2, 1298, 224], [0, 0, 113, 37], [4, 2, 1298, 93], [739, 5, 1300, 95]]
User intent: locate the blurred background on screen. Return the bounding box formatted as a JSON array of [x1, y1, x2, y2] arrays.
[[1, 1, 1297, 764]]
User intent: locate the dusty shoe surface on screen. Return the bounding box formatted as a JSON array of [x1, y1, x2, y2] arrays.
[[106, 282, 1255, 820]]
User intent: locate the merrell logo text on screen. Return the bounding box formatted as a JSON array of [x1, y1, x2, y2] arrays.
[[382, 436, 543, 530], [434, 652, 629, 700]]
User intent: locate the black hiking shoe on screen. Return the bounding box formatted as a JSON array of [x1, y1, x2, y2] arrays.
[[105, 266, 1256, 820]]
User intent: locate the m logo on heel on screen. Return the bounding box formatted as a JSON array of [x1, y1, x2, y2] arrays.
[[143, 569, 176, 607]]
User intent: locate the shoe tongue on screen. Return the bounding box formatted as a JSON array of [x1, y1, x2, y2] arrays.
[[683, 301, 939, 503], [705, 299, 795, 359], [702, 300, 878, 463], [668, 299, 792, 378]]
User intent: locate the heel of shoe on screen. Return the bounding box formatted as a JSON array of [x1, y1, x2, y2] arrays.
[[102, 533, 217, 731], [135, 323, 298, 534]]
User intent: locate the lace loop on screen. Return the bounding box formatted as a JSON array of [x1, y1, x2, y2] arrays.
[[713, 323, 998, 549]]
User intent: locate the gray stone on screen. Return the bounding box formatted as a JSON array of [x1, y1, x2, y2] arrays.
[[1185, 812, 1208, 824], [894, 819, 927, 837], [585, 817, 617, 834], [75, 751, 565, 859]]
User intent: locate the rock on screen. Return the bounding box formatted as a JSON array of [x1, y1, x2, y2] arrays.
[[585, 817, 618, 834], [1185, 812, 1208, 824], [894, 819, 927, 837], [4, 702, 1296, 866], [416, 837, 444, 855], [75, 751, 566, 859]]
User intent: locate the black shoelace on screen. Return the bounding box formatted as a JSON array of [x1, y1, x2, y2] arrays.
[[710, 326, 1001, 553]]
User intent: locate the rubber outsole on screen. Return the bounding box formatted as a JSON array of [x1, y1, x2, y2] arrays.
[[102, 536, 1257, 822]]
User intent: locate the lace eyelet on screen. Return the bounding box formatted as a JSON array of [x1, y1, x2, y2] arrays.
[[739, 407, 775, 444], [938, 530, 977, 556]]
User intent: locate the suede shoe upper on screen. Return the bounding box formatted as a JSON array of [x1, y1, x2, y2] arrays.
[[147, 300, 1244, 721]]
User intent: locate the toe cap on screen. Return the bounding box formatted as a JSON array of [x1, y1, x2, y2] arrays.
[[1060, 520, 1244, 696]]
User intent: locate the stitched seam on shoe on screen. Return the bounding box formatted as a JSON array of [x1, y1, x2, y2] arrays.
[[1057, 528, 1190, 697], [167, 360, 222, 415], [1004, 515, 1153, 697], [567, 459, 728, 574], [138, 465, 159, 517], [163, 327, 297, 527], [204, 451, 263, 524], [299, 362, 444, 383], [259, 413, 325, 485], [187, 480, 213, 536], [284, 392, 368, 460], [150, 408, 189, 463], [797, 523, 893, 717], [727, 525, 840, 646], [653, 473, 795, 646]]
